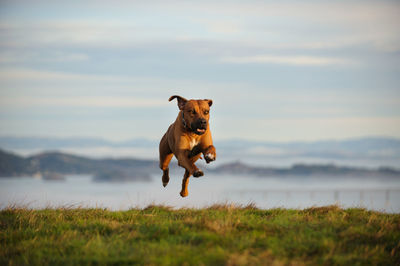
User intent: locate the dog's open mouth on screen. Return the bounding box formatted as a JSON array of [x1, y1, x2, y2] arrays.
[[195, 128, 206, 134]]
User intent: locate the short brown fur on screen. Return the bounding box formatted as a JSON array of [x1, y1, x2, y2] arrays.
[[159, 95, 216, 197]]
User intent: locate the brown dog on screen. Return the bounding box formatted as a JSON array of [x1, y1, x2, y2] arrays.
[[159, 95, 216, 197]]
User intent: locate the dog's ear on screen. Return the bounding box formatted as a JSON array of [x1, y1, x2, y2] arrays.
[[169, 95, 188, 110], [204, 99, 213, 107]]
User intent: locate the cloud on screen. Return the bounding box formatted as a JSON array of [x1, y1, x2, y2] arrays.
[[0, 21, 138, 48], [0, 51, 89, 63], [220, 55, 357, 66], [0, 96, 168, 108], [0, 67, 248, 97], [159, 1, 400, 52], [1, 1, 399, 52], [0, 68, 142, 84], [216, 116, 400, 141]]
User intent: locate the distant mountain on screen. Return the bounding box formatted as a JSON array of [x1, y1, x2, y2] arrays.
[[212, 161, 400, 177], [0, 149, 158, 182], [1, 149, 399, 182], [0, 149, 28, 177]]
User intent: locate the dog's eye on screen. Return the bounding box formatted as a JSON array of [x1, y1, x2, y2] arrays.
[[204, 110, 209, 115], [191, 110, 196, 115]]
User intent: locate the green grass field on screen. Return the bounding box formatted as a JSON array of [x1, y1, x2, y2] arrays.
[[1, 204, 399, 265]]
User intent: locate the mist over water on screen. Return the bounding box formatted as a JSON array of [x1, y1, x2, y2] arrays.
[[1, 173, 399, 212], [8, 143, 400, 169]]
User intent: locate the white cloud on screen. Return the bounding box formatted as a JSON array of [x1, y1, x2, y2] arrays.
[[0, 96, 168, 108], [161, 1, 400, 52], [0, 67, 248, 99], [0, 51, 89, 63], [0, 68, 135, 83], [0, 68, 247, 110], [215, 116, 400, 142], [1, 1, 399, 52], [0, 19, 186, 49], [220, 55, 357, 66]]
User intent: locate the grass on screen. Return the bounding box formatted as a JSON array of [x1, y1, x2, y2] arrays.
[[1, 204, 399, 265]]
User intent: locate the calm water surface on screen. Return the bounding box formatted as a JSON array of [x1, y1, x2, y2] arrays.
[[1, 174, 400, 212]]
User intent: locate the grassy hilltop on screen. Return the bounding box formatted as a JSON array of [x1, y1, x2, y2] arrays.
[[1, 205, 399, 265]]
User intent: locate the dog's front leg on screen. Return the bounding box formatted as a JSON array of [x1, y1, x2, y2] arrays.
[[203, 145, 216, 164], [176, 150, 203, 198], [176, 149, 204, 177]]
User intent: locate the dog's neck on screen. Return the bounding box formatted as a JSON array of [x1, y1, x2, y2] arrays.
[[181, 111, 189, 130]]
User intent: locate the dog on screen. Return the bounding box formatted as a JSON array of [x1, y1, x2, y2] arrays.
[[159, 95, 216, 197]]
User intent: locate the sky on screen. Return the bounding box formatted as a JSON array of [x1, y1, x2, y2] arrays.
[[0, 0, 399, 142]]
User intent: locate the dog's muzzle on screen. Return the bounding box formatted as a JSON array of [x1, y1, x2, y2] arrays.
[[191, 119, 207, 135]]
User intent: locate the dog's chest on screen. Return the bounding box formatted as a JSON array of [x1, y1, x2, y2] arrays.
[[189, 138, 200, 150]]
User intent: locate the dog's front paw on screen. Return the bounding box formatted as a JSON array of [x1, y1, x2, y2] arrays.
[[204, 152, 216, 164], [193, 170, 204, 178], [203, 145, 216, 164]]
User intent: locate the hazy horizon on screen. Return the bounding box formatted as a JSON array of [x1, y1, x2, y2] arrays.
[[2, 134, 399, 168]]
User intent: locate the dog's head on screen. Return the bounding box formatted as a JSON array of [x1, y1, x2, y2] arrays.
[[169, 95, 213, 135]]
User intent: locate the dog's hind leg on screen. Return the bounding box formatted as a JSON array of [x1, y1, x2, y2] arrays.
[[160, 151, 173, 187], [159, 134, 173, 187], [180, 169, 191, 197], [160, 153, 173, 187]]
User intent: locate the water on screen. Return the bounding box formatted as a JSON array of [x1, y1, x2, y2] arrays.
[[1, 174, 400, 212]]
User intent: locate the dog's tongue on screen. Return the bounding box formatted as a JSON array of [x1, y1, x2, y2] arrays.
[[196, 128, 205, 133]]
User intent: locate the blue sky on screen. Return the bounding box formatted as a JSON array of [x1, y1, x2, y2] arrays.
[[0, 0, 399, 141]]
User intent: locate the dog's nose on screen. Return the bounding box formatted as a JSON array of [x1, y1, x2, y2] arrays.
[[199, 119, 207, 127]]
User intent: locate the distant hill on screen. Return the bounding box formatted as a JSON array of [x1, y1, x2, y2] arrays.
[[0, 149, 158, 182], [212, 161, 400, 177], [0, 149, 28, 177], [1, 149, 399, 182]]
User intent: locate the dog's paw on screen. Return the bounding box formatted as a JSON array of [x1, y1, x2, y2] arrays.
[[180, 190, 188, 197], [204, 153, 216, 164], [193, 170, 204, 178], [162, 175, 169, 187]]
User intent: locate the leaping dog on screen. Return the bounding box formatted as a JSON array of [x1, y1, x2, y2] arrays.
[[159, 95, 216, 197]]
